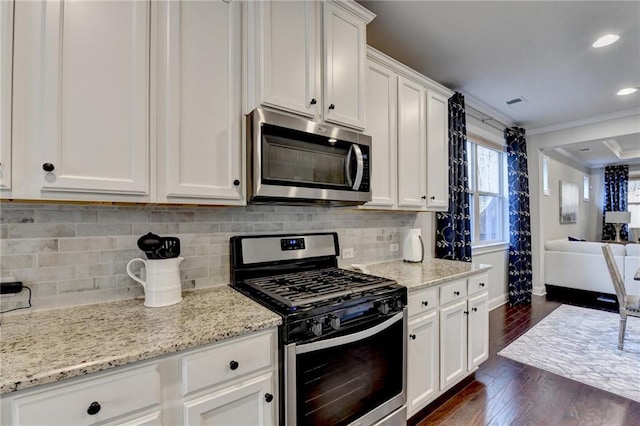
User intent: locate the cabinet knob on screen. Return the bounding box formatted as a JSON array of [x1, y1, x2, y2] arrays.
[[229, 360, 239, 370], [87, 401, 101, 415], [454, 291, 460, 296], [479, 282, 485, 287], [421, 195, 427, 199], [265, 393, 274, 403], [310, 98, 317, 105], [42, 163, 55, 172], [472, 307, 478, 312], [430, 196, 436, 200], [233, 179, 240, 187], [463, 310, 469, 315], [421, 301, 429, 307], [409, 334, 416, 340], [328, 104, 335, 110]]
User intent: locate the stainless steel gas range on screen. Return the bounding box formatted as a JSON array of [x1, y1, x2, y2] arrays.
[[231, 232, 407, 426]]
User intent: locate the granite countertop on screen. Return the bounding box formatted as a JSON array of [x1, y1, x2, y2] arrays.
[[0, 286, 281, 394], [358, 258, 492, 291]]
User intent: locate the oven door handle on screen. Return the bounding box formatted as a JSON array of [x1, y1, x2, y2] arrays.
[[295, 311, 404, 354]]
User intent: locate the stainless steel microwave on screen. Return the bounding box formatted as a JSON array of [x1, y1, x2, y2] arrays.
[[246, 108, 372, 205]]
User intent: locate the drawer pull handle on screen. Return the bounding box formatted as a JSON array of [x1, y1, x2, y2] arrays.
[[87, 401, 101, 415], [421, 301, 429, 307], [479, 282, 485, 287], [265, 393, 274, 403], [409, 334, 416, 340], [229, 360, 239, 370], [454, 291, 460, 296], [472, 307, 478, 312]]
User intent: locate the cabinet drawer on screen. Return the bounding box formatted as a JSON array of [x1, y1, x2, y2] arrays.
[[10, 365, 160, 426], [408, 288, 438, 317], [439, 279, 467, 306], [182, 330, 274, 395], [468, 273, 489, 296]]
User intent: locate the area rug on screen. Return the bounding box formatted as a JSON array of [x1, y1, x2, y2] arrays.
[[498, 304, 640, 402]]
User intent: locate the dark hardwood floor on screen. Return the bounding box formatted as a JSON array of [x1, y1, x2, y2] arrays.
[[409, 295, 640, 426]]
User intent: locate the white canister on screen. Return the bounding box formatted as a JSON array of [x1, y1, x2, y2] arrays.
[[126, 257, 184, 307]]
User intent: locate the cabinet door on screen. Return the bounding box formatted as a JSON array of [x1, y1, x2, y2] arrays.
[[439, 299, 467, 390], [0, 0, 12, 191], [157, 0, 244, 205], [426, 90, 449, 210], [323, 2, 366, 130], [38, 0, 150, 195], [467, 292, 489, 370], [397, 77, 427, 210], [407, 310, 439, 416], [183, 373, 275, 426], [363, 59, 397, 209], [254, 0, 319, 118]]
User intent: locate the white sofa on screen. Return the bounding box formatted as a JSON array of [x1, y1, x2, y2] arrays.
[[544, 239, 640, 296]]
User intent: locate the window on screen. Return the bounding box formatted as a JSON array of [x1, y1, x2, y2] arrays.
[[542, 155, 550, 196], [467, 138, 507, 244], [583, 175, 590, 202], [629, 177, 640, 227]]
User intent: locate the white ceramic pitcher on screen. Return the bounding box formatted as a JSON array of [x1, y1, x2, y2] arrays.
[[126, 257, 184, 307]]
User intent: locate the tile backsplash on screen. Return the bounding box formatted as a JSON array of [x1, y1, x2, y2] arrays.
[[0, 202, 417, 312]]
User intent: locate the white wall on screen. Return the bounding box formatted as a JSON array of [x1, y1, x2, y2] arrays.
[[541, 152, 592, 241], [528, 112, 640, 294]]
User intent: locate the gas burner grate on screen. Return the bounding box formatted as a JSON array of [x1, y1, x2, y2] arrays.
[[243, 268, 394, 307]]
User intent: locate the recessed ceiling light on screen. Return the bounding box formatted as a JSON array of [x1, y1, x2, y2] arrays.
[[617, 87, 638, 96], [592, 34, 620, 48]]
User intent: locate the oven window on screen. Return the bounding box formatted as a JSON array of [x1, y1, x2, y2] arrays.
[[296, 318, 403, 425]]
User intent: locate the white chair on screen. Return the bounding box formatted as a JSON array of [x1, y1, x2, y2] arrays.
[[602, 244, 640, 350]]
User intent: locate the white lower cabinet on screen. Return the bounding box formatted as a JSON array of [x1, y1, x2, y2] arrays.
[[1, 328, 277, 426], [183, 373, 274, 426], [407, 310, 439, 414], [406, 273, 489, 418]]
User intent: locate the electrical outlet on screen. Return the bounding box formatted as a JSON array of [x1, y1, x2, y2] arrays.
[[390, 243, 399, 252], [342, 248, 355, 259]]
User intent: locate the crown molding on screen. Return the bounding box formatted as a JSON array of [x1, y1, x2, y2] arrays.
[[527, 107, 640, 136], [463, 94, 516, 129]]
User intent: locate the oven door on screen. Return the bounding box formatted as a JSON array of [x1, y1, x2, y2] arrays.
[[285, 310, 407, 426]]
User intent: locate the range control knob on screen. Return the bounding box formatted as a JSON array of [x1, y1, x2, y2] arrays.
[[378, 302, 390, 315], [393, 298, 404, 310], [307, 319, 322, 337], [327, 314, 341, 330]]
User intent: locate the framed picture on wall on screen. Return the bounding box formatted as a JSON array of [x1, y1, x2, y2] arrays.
[[560, 180, 578, 223]]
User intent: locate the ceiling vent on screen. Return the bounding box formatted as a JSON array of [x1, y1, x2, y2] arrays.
[[505, 97, 524, 105]]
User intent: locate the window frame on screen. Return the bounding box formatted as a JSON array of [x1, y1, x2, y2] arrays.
[[542, 155, 550, 196], [583, 175, 590, 202], [628, 176, 640, 228], [466, 135, 508, 246]]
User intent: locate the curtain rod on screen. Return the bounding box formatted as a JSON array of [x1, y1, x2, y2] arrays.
[[465, 108, 507, 133]]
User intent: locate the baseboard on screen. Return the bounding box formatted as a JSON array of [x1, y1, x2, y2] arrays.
[[532, 285, 547, 296], [489, 294, 508, 311]]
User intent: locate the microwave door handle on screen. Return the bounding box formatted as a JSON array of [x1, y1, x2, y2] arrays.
[[347, 144, 364, 190]]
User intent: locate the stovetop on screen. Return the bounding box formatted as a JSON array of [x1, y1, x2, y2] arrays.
[[243, 267, 396, 307]]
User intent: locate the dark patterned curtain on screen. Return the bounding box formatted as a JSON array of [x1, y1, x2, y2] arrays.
[[602, 165, 629, 241], [505, 127, 532, 306], [435, 92, 472, 262]]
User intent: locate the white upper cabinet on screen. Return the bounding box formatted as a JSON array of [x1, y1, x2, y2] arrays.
[[397, 76, 428, 210], [322, 1, 370, 129], [249, 0, 319, 118], [363, 58, 397, 208], [362, 47, 451, 212], [0, 0, 12, 191], [156, 0, 244, 205], [426, 91, 449, 210], [245, 0, 374, 130], [37, 0, 150, 196]]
